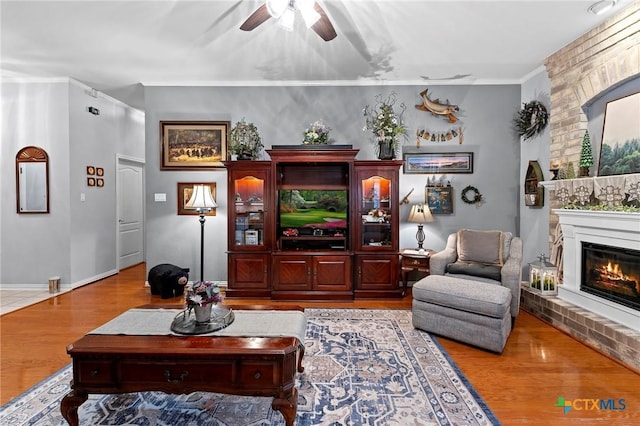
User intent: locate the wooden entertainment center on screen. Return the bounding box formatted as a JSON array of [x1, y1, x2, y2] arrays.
[[225, 148, 402, 300]]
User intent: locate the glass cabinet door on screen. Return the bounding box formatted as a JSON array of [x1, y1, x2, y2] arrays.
[[360, 175, 392, 248], [232, 175, 265, 248]]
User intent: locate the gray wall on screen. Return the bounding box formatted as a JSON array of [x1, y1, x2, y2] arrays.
[[1, 81, 72, 286], [144, 84, 521, 281], [1, 79, 145, 288], [519, 69, 552, 275]]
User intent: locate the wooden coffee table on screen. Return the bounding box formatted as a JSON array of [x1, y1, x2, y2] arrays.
[[60, 305, 305, 426]]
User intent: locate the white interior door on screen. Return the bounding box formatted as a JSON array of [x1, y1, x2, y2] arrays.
[[117, 158, 144, 269]]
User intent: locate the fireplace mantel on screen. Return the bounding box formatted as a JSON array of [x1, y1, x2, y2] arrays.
[[554, 209, 640, 331]]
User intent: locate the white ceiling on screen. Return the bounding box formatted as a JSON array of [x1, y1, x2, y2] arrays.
[[1, 0, 632, 110]]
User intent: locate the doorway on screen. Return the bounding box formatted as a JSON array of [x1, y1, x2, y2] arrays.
[[117, 156, 145, 269]]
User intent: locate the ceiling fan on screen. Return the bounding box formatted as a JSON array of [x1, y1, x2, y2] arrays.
[[240, 0, 337, 41]]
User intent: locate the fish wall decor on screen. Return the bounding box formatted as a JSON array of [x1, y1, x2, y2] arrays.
[[415, 89, 460, 123]]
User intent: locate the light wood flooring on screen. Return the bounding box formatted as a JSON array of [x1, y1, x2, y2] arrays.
[[1, 263, 639, 424]]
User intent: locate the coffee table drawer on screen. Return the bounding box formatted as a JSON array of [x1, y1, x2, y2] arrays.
[[239, 362, 276, 387], [76, 360, 115, 385], [119, 361, 234, 384]]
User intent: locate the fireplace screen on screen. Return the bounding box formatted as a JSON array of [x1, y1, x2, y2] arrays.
[[581, 242, 640, 311]]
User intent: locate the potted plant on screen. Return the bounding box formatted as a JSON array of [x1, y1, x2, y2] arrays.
[[363, 92, 407, 159], [229, 119, 263, 160]]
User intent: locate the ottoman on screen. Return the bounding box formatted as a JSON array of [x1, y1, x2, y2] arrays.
[[412, 275, 512, 353]]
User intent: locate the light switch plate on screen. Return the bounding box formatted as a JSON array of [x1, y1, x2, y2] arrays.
[[154, 193, 166, 202]]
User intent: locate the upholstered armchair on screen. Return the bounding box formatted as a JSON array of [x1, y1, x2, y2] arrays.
[[430, 229, 523, 320]]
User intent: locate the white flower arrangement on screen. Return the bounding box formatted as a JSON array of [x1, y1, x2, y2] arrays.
[[302, 120, 331, 145], [362, 92, 407, 143]]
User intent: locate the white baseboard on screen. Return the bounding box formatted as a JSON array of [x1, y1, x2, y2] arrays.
[[0, 269, 118, 291]]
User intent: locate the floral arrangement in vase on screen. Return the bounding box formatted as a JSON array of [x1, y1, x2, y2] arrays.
[[185, 281, 223, 307], [302, 120, 331, 145], [229, 119, 263, 160], [363, 92, 407, 159]]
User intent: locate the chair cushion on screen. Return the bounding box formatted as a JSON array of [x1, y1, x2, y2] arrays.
[[446, 261, 502, 281], [456, 229, 504, 266], [413, 275, 511, 318]]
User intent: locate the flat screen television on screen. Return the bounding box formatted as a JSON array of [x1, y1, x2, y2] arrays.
[[278, 189, 348, 232]]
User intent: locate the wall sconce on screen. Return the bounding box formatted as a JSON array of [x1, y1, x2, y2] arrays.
[[185, 184, 217, 282], [406, 204, 434, 253]]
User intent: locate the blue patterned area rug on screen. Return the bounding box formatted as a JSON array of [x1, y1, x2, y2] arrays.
[[0, 309, 500, 425]]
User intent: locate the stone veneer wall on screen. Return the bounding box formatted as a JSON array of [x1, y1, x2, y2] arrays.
[[544, 1, 640, 234], [521, 287, 639, 373]]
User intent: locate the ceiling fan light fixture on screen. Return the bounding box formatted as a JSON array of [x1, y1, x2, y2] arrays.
[[298, 0, 320, 28], [266, 0, 289, 19], [278, 6, 295, 31], [588, 0, 617, 15]]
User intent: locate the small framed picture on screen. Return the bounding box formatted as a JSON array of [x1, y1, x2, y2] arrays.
[[96, 167, 104, 176], [425, 186, 454, 214], [87, 177, 96, 187], [177, 182, 217, 216], [97, 178, 104, 187], [248, 212, 262, 222], [86, 166, 95, 175]]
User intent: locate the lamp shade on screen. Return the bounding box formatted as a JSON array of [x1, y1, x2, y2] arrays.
[[407, 204, 434, 224], [185, 184, 217, 211]]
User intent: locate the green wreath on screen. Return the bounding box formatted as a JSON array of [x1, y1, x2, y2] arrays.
[[514, 100, 549, 140], [461, 185, 482, 205]]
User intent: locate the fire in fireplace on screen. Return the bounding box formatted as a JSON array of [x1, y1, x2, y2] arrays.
[[581, 242, 640, 311]]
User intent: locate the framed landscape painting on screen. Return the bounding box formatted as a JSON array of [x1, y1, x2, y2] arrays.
[[597, 92, 640, 176], [404, 152, 473, 174], [161, 121, 229, 170]]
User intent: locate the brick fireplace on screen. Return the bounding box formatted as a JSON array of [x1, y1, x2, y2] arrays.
[[520, 2, 640, 372]]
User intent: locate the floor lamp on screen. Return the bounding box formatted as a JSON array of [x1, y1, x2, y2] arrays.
[[185, 184, 217, 282], [406, 204, 434, 253]]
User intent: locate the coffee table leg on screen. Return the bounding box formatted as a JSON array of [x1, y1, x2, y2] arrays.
[[60, 389, 87, 426], [272, 387, 298, 426], [297, 343, 305, 373]]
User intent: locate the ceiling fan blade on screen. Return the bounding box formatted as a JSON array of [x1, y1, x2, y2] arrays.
[[240, 3, 271, 31], [311, 2, 337, 41]]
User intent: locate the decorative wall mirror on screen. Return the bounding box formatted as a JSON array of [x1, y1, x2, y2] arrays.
[[16, 146, 49, 213]]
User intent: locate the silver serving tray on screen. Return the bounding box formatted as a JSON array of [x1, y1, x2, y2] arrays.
[[170, 305, 235, 335]]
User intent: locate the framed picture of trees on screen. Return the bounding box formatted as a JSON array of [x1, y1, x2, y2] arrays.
[[598, 92, 640, 176]]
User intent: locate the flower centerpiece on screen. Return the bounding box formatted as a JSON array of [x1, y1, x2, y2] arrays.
[[363, 92, 407, 159], [302, 120, 331, 145], [185, 281, 223, 323], [229, 119, 263, 160]]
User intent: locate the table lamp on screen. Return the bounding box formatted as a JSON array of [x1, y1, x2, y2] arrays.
[[406, 204, 434, 253], [185, 184, 217, 281]]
